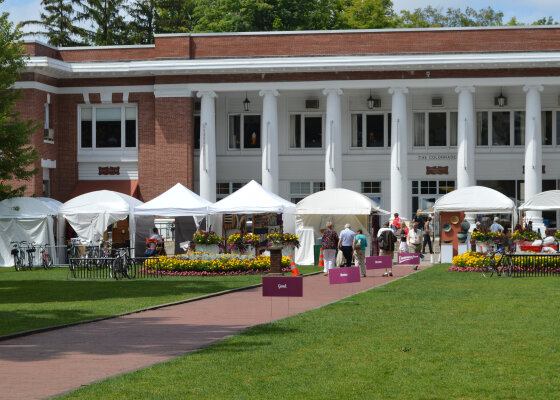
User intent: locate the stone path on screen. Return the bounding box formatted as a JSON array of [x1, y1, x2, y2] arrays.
[[0, 262, 431, 399]]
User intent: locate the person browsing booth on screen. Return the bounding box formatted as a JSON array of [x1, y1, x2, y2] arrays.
[[145, 228, 163, 256]]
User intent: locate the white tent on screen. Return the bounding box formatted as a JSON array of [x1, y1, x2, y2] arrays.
[[0, 197, 62, 267], [58, 191, 143, 250], [295, 188, 390, 265], [519, 190, 560, 211], [433, 186, 517, 214], [135, 183, 211, 216]]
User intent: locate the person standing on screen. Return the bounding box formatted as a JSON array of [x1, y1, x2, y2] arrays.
[[407, 222, 423, 257], [377, 221, 397, 277], [321, 221, 339, 276], [338, 223, 356, 267], [490, 217, 504, 233], [413, 209, 425, 233], [422, 217, 434, 255], [353, 229, 368, 277]]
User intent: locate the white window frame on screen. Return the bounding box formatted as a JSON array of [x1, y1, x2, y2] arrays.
[[350, 112, 390, 149], [227, 113, 262, 151], [77, 104, 138, 154], [289, 113, 325, 150], [412, 111, 457, 149], [289, 181, 324, 203], [216, 182, 246, 199]]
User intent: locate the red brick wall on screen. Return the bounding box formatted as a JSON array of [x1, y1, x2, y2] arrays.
[[24, 28, 560, 62], [134, 92, 155, 201]]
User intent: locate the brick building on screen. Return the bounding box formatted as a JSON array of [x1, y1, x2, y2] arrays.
[[14, 26, 560, 229]]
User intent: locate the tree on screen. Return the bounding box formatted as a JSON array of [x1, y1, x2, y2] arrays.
[[398, 6, 504, 28], [23, 0, 85, 47], [532, 16, 557, 26], [127, 0, 157, 43], [0, 2, 40, 200], [336, 0, 397, 30], [155, 0, 197, 33], [78, 0, 129, 45]]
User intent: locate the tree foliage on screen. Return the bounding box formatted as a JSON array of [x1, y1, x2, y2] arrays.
[[23, 0, 85, 46], [0, 1, 40, 200], [398, 6, 505, 28], [78, 0, 129, 45]]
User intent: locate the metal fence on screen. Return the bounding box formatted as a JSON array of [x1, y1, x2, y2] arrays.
[[68, 256, 162, 280], [506, 254, 560, 277]]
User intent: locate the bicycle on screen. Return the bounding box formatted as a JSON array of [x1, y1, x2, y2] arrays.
[[481, 249, 513, 278], [25, 242, 36, 270], [11, 241, 28, 271], [112, 247, 133, 280], [36, 243, 53, 269]]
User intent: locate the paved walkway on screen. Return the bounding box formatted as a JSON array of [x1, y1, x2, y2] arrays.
[[0, 262, 431, 399]]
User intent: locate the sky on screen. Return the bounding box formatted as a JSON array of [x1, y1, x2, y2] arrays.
[[2, 0, 559, 38]]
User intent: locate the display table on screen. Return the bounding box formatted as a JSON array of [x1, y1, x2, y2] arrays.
[[441, 243, 454, 263]]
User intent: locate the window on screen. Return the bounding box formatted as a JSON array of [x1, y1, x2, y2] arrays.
[[79, 105, 137, 149], [411, 180, 455, 214], [514, 111, 525, 145], [290, 181, 324, 203], [361, 181, 382, 206], [290, 114, 323, 148], [413, 112, 455, 147], [194, 115, 200, 150], [477, 111, 488, 146], [216, 182, 245, 199], [229, 114, 261, 149], [351, 114, 387, 148], [542, 111, 552, 146], [492, 111, 510, 145]]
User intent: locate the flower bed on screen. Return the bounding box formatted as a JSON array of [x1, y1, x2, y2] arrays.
[[449, 250, 560, 273], [193, 231, 223, 245], [141, 253, 291, 276], [226, 233, 260, 253], [266, 232, 300, 248]]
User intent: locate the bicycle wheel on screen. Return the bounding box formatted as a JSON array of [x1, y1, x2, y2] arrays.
[[14, 254, 23, 271], [112, 259, 123, 280], [501, 255, 513, 278], [481, 254, 494, 278], [42, 253, 53, 269]]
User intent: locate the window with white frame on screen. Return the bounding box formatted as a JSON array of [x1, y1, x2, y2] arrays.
[[216, 182, 245, 199], [351, 113, 389, 148], [79, 105, 137, 149], [290, 114, 323, 148], [413, 111, 457, 147], [476, 110, 555, 147], [361, 181, 382, 206], [290, 181, 324, 203], [229, 114, 261, 149], [194, 115, 200, 150]]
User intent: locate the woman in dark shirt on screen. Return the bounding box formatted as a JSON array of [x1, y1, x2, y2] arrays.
[[322, 221, 339, 275]]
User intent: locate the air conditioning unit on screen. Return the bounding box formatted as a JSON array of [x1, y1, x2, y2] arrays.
[[305, 99, 320, 109], [44, 128, 54, 141], [431, 97, 444, 107]]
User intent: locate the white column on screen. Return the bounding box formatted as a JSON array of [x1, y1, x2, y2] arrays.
[[523, 84, 544, 232], [259, 89, 279, 194], [455, 86, 476, 189], [323, 88, 343, 189], [197, 90, 217, 202], [388, 87, 409, 219]]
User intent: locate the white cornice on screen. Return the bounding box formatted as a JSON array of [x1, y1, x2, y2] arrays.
[[24, 52, 560, 79]]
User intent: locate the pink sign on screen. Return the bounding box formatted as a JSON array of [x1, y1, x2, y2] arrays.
[[329, 267, 361, 284], [366, 255, 392, 270], [397, 253, 421, 265], [262, 276, 303, 297]]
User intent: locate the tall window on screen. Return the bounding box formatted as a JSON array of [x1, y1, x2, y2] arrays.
[[194, 115, 200, 150], [361, 181, 382, 206], [478, 110, 554, 147], [350, 114, 387, 148], [413, 112, 455, 147], [79, 105, 137, 149], [290, 114, 323, 148], [290, 181, 324, 203], [229, 114, 261, 149], [492, 111, 510, 145]]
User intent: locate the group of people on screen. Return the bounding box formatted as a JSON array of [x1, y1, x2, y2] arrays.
[[321, 222, 368, 277]]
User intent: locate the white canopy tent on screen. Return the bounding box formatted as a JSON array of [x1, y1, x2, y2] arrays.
[[207, 180, 296, 237], [0, 197, 62, 267], [58, 190, 143, 255], [295, 188, 390, 265], [519, 190, 560, 211], [433, 186, 517, 215], [134, 183, 213, 253]]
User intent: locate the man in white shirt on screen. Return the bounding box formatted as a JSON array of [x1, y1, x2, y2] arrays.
[[338, 224, 356, 267], [407, 222, 423, 257], [490, 217, 504, 233]]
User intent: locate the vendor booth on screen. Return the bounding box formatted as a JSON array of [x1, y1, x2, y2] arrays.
[[519, 190, 560, 212], [295, 188, 390, 265], [134, 183, 212, 254], [57, 190, 143, 256], [0, 197, 62, 267], [433, 186, 517, 262], [208, 180, 296, 249]]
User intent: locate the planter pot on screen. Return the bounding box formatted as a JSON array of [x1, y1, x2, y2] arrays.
[[196, 244, 220, 254], [475, 241, 488, 253], [282, 244, 296, 258]]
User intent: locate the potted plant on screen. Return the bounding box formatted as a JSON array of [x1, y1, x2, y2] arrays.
[[193, 231, 223, 254], [267, 232, 300, 257], [470, 231, 488, 253]]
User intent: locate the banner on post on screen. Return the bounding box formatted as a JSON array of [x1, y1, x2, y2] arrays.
[[329, 267, 361, 284], [366, 255, 392, 270], [262, 276, 303, 297], [397, 253, 421, 265]]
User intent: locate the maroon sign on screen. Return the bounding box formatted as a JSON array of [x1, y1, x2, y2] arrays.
[[98, 166, 120, 175], [366, 255, 392, 270], [426, 166, 449, 175], [397, 253, 421, 265], [329, 267, 361, 284], [262, 276, 303, 297]]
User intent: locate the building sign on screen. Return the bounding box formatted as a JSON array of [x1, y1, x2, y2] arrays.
[[262, 276, 303, 297], [417, 154, 456, 160], [522, 165, 545, 174], [426, 166, 449, 175], [329, 267, 361, 284], [98, 166, 120, 175]]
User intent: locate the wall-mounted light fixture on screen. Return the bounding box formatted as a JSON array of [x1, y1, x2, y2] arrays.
[[496, 90, 507, 107], [367, 90, 381, 109], [243, 92, 250, 112]]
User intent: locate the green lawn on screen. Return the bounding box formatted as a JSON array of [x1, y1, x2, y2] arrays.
[[0, 265, 320, 336], [60, 265, 560, 400]]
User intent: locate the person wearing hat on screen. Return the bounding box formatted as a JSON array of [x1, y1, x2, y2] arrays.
[[490, 217, 504, 233]]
